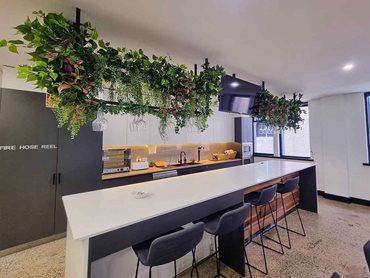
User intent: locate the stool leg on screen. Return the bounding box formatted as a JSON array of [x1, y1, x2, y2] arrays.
[[190, 248, 200, 278], [214, 235, 220, 277], [135, 259, 140, 278], [268, 202, 284, 255], [149, 266, 152, 278], [240, 227, 253, 278], [279, 192, 292, 249], [292, 192, 306, 236], [250, 205, 268, 275], [174, 260, 177, 277], [257, 202, 285, 255]]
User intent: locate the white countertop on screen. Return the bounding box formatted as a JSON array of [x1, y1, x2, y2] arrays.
[[63, 160, 314, 241]]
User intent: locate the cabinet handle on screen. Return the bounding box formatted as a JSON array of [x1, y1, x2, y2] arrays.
[[52, 173, 56, 185], [57, 173, 61, 185]]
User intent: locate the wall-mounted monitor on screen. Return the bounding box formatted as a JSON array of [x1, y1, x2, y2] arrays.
[[219, 75, 261, 114]]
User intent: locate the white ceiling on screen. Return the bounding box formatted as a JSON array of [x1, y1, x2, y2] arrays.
[[2, 0, 370, 100]]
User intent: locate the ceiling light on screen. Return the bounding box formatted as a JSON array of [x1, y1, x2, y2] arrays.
[[230, 82, 239, 88], [342, 63, 354, 71]]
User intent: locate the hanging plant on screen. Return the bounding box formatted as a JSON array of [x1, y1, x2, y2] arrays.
[[0, 11, 225, 138], [252, 89, 305, 131]]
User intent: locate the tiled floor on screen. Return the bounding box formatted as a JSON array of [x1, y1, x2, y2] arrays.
[[1, 197, 369, 278]]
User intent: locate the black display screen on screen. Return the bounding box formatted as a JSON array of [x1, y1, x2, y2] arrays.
[[219, 75, 261, 114]]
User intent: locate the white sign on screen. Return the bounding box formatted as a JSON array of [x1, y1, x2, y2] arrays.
[[0, 144, 57, 151]]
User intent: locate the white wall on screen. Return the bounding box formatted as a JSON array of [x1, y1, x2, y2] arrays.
[[1, 67, 43, 92], [309, 92, 370, 200], [102, 111, 236, 146]]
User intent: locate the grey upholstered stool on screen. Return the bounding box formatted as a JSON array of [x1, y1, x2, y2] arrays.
[[201, 203, 252, 278], [364, 240, 370, 271], [245, 184, 284, 275], [132, 222, 204, 278], [276, 176, 306, 249]]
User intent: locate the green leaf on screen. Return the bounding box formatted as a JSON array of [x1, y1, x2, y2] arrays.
[[8, 44, 18, 53], [0, 39, 7, 47], [98, 39, 105, 48], [49, 72, 58, 80], [23, 33, 34, 41], [26, 74, 37, 82], [91, 29, 98, 40], [8, 40, 24, 45]]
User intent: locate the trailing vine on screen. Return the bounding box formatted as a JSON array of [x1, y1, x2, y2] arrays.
[[0, 11, 225, 137], [252, 89, 305, 130]]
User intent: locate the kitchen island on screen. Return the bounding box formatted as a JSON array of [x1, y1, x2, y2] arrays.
[[63, 160, 317, 278]]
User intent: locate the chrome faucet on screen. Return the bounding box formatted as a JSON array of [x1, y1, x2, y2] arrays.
[[179, 151, 187, 165], [197, 146, 204, 162]]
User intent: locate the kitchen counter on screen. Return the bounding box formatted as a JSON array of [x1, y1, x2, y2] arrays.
[[102, 158, 242, 180], [63, 160, 317, 278]]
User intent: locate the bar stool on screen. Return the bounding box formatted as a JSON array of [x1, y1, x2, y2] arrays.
[[245, 184, 284, 275], [276, 176, 306, 249], [201, 203, 252, 278], [132, 222, 204, 278], [364, 240, 370, 271]]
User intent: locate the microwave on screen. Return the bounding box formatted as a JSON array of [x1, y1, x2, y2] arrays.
[[102, 148, 131, 174]]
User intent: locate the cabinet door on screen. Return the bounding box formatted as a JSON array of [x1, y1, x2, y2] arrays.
[[0, 89, 58, 250], [54, 125, 103, 233]]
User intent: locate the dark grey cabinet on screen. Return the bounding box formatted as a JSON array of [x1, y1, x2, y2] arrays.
[[234, 117, 253, 143], [0, 89, 102, 250], [102, 160, 242, 188]]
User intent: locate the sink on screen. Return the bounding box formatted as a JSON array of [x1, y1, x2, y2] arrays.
[[170, 162, 202, 167]]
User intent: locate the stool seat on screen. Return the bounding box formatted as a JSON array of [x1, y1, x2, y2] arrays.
[[200, 203, 252, 277], [133, 228, 183, 266], [245, 184, 277, 206], [364, 240, 370, 271], [277, 176, 299, 194], [202, 203, 251, 236], [132, 223, 204, 277]]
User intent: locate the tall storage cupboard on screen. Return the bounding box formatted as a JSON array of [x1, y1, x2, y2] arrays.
[[0, 88, 102, 250]]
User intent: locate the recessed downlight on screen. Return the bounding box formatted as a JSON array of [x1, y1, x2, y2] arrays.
[[342, 63, 354, 71], [230, 81, 239, 88]]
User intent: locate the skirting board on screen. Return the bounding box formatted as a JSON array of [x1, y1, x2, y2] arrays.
[[317, 190, 370, 207]]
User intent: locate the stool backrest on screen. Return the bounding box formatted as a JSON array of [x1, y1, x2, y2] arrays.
[[214, 203, 251, 235], [280, 176, 300, 193], [364, 240, 370, 271], [255, 184, 277, 205], [146, 222, 204, 266]]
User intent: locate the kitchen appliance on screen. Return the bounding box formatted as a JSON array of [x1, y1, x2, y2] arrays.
[[152, 170, 178, 180], [102, 148, 131, 174], [235, 117, 253, 164], [132, 161, 149, 171], [242, 142, 253, 160]]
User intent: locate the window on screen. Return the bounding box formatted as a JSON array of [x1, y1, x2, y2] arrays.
[[253, 122, 274, 155], [281, 106, 311, 158], [252, 106, 312, 159], [365, 92, 370, 163]]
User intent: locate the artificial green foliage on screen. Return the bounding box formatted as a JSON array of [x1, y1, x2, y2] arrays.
[[1, 11, 225, 137], [252, 90, 305, 130]]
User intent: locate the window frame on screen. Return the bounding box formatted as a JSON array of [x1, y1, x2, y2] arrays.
[[252, 119, 274, 157], [365, 92, 370, 164], [253, 103, 313, 161], [280, 103, 311, 160]]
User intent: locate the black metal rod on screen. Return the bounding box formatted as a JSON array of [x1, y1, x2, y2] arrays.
[[261, 81, 265, 90], [204, 58, 209, 70], [194, 64, 198, 75], [76, 8, 81, 26]]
